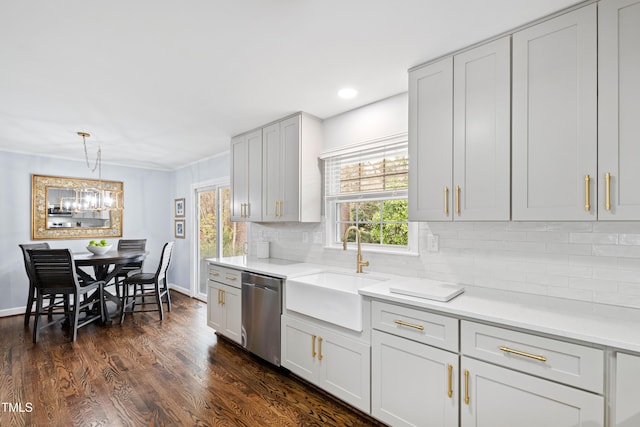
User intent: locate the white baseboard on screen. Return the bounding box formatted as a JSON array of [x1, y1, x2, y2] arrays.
[[168, 283, 192, 297], [0, 306, 26, 318]]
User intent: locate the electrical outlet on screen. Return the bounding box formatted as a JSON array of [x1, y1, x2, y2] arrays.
[[427, 234, 439, 252], [313, 232, 323, 244]]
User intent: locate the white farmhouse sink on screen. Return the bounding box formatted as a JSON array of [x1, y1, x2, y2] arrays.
[[286, 271, 387, 331]]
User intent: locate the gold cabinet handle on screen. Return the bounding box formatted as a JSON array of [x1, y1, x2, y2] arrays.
[[225, 275, 237, 281], [245, 203, 250, 218], [447, 364, 453, 398], [605, 172, 611, 211], [210, 271, 220, 277], [584, 175, 591, 211], [499, 346, 547, 362], [455, 185, 461, 215], [464, 370, 470, 405], [278, 200, 284, 217], [217, 289, 222, 305], [444, 186, 449, 216], [311, 334, 317, 358], [317, 337, 323, 361], [394, 319, 424, 331], [241, 203, 245, 218], [274, 200, 279, 217]]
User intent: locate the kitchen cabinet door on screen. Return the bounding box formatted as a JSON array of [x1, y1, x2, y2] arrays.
[[372, 330, 458, 427], [207, 281, 224, 331], [512, 4, 597, 220], [453, 36, 511, 221], [598, 0, 640, 220], [408, 57, 453, 221], [206, 281, 241, 344], [263, 116, 300, 222], [231, 129, 262, 221], [613, 352, 640, 427], [461, 357, 603, 427], [281, 315, 319, 383], [317, 326, 370, 413], [262, 113, 322, 222], [281, 315, 370, 413], [219, 284, 241, 344]]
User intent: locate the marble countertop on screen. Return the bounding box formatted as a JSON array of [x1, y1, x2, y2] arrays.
[[207, 256, 640, 353]]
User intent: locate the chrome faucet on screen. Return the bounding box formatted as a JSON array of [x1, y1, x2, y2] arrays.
[[342, 226, 369, 273]]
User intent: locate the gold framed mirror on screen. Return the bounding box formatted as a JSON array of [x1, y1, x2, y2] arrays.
[[31, 174, 123, 240]]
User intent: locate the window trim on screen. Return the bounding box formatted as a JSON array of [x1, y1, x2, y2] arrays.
[[321, 133, 416, 256]]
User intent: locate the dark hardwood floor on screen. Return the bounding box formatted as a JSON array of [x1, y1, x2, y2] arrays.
[[0, 291, 385, 426]]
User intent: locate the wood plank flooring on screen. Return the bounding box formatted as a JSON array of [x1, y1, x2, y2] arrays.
[[0, 291, 385, 426]]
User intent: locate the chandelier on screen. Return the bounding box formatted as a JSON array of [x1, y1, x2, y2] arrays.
[[63, 131, 123, 213]]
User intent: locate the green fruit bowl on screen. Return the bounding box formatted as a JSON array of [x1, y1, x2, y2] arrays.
[[86, 244, 112, 255]]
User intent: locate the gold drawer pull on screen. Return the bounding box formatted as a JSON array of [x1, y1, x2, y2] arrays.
[[225, 275, 237, 281], [210, 271, 220, 276], [464, 370, 470, 405], [311, 335, 317, 358], [447, 364, 453, 398], [318, 337, 323, 361], [584, 175, 591, 211], [444, 186, 449, 215], [394, 319, 424, 331], [605, 172, 611, 211], [455, 185, 461, 215], [499, 346, 547, 362]]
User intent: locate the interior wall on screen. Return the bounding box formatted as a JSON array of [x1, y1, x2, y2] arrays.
[[170, 151, 231, 295], [0, 150, 172, 316]]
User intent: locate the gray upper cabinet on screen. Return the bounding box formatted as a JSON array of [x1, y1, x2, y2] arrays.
[[408, 57, 454, 221], [231, 129, 263, 222], [512, 4, 597, 221], [262, 113, 322, 223], [598, 0, 640, 220], [453, 36, 511, 221], [231, 112, 321, 223], [409, 37, 510, 222]]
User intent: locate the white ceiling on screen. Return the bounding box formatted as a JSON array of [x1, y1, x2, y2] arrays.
[[0, 0, 583, 170]]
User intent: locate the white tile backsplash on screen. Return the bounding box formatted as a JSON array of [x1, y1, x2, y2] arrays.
[[251, 220, 640, 309]]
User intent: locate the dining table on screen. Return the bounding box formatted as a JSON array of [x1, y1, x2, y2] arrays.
[[74, 249, 147, 323]]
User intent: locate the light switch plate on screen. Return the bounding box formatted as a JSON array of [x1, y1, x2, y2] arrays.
[[427, 234, 439, 252]]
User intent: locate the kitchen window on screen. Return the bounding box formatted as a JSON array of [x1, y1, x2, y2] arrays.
[[323, 135, 416, 254]]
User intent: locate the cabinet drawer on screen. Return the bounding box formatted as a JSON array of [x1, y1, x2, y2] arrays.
[[207, 263, 241, 288], [372, 301, 458, 352], [461, 321, 603, 393]]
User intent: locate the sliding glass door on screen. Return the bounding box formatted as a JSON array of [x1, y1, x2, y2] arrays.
[[195, 184, 246, 301]]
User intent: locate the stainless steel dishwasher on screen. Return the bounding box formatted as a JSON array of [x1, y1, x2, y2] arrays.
[[241, 271, 282, 366]]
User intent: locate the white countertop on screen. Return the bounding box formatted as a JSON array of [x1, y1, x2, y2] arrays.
[[207, 256, 640, 353], [206, 256, 325, 279], [361, 280, 640, 354]]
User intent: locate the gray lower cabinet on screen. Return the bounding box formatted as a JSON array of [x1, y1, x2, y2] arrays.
[[613, 352, 640, 427], [372, 331, 458, 427], [461, 357, 603, 427], [281, 315, 370, 413], [206, 264, 242, 344]]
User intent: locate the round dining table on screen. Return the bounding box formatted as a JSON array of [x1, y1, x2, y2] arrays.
[[74, 250, 147, 322]]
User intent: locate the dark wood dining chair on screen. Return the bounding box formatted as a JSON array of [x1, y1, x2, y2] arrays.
[[120, 241, 174, 322], [112, 239, 147, 297], [29, 249, 107, 342], [19, 242, 58, 326]]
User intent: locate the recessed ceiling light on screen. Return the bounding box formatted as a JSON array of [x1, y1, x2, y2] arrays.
[[338, 88, 358, 99]]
